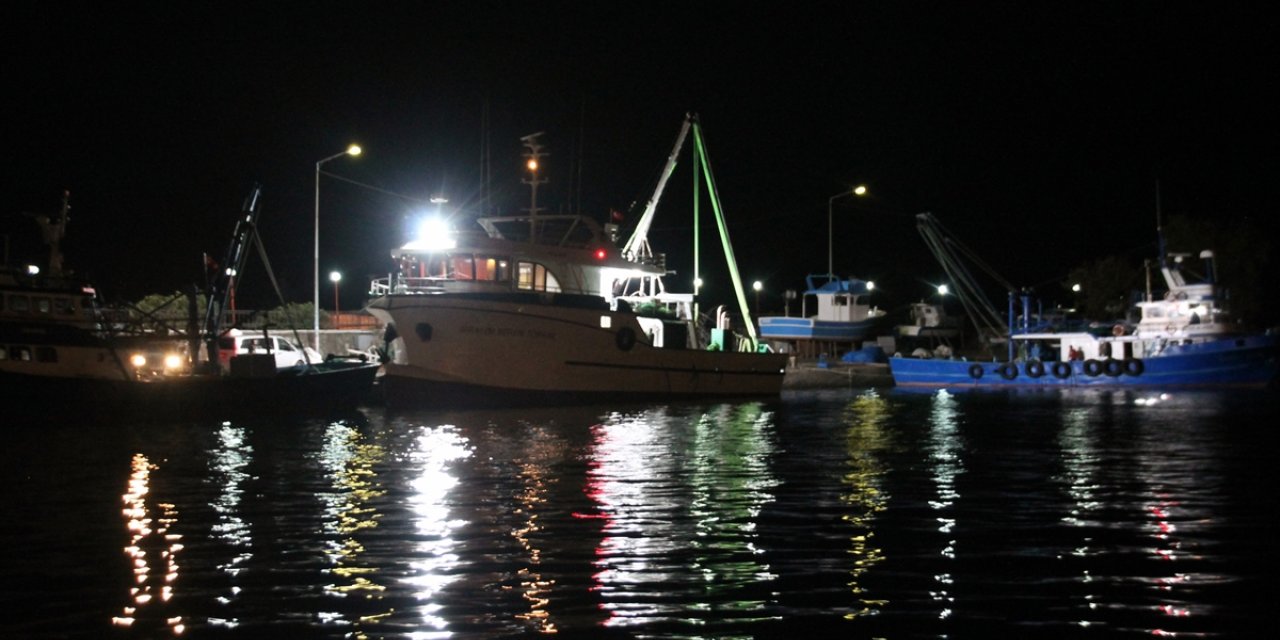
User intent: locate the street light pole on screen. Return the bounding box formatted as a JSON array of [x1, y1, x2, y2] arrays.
[[827, 185, 868, 277], [330, 271, 342, 329], [314, 144, 361, 353]]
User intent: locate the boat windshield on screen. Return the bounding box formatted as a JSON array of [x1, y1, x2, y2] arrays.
[[479, 216, 600, 248]]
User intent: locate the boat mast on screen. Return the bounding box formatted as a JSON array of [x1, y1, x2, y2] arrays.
[[521, 132, 547, 240], [28, 190, 72, 277]]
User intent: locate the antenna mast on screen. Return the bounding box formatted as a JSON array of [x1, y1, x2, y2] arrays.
[[521, 132, 547, 217]]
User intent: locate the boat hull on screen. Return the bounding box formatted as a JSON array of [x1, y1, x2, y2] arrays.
[[6, 360, 381, 424], [889, 334, 1280, 389], [368, 294, 788, 407], [759, 317, 881, 342]]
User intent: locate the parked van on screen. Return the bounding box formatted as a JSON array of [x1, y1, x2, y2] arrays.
[[217, 330, 322, 370]]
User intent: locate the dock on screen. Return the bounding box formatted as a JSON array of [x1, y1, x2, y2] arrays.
[[782, 360, 893, 389]]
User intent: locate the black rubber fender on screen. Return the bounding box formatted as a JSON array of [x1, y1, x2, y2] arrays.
[[615, 327, 637, 351], [968, 363, 984, 379], [1026, 361, 1045, 378], [1051, 361, 1072, 379], [1083, 359, 1103, 377]]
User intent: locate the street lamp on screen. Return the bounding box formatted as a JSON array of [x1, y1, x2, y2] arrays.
[[752, 280, 763, 317], [827, 184, 868, 277], [314, 143, 361, 353], [330, 271, 342, 328]]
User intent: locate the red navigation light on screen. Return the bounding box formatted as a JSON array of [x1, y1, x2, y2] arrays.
[[595, 248, 607, 260]]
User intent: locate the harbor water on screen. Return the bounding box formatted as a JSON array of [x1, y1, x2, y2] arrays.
[[4, 387, 1276, 638]]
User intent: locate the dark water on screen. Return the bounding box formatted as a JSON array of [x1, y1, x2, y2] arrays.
[[4, 387, 1276, 639]]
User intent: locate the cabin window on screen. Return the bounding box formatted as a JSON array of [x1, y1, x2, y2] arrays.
[[452, 254, 475, 280], [475, 255, 510, 282], [54, 298, 75, 315], [35, 297, 52, 314], [10, 295, 29, 313], [36, 346, 57, 363], [516, 261, 561, 292], [833, 295, 849, 307], [10, 346, 32, 361], [0, 345, 6, 360]]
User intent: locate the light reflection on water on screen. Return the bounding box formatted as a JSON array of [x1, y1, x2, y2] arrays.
[[840, 390, 892, 619], [3, 388, 1271, 638], [587, 403, 780, 628]]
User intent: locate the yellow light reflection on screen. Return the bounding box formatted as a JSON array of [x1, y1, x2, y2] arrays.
[[113, 453, 184, 636], [508, 422, 571, 634], [319, 420, 391, 635], [841, 390, 893, 619]]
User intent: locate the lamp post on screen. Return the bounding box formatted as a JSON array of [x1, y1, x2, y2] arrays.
[[314, 144, 361, 353], [827, 184, 868, 277], [752, 280, 763, 318], [330, 271, 342, 329]]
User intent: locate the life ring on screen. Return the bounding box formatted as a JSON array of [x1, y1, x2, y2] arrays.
[[968, 364, 984, 379], [1052, 361, 1072, 379], [615, 327, 637, 351], [999, 363, 1018, 380], [1104, 358, 1124, 377], [1025, 361, 1045, 378], [1124, 358, 1144, 376], [1083, 359, 1103, 377], [1112, 324, 1126, 337]]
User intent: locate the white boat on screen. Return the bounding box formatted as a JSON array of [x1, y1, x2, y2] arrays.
[[896, 301, 961, 340], [365, 119, 788, 406], [758, 274, 886, 345]]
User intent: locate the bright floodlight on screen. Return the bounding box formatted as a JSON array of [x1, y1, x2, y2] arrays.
[[753, 280, 763, 292], [330, 271, 342, 283], [26, 265, 40, 276], [853, 185, 868, 196], [527, 158, 538, 171], [938, 284, 949, 296], [407, 216, 456, 251], [866, 281, 875, 291], [1072, 283, 1081, 292], [347, 144, 362, 157]]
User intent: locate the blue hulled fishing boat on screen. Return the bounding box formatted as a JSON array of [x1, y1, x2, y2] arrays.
[[888, 213, 1279, 389]]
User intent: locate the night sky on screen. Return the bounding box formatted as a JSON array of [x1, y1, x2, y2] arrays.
[[6, 3, 1276, 319]]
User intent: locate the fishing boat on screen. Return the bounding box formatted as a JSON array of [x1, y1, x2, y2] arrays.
[[4, 189, 378, 423], [758, 274, 887, 357], [888, 213, 1279, 389], [365, 117, 788, 407], [896, 301, 961, 341]]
